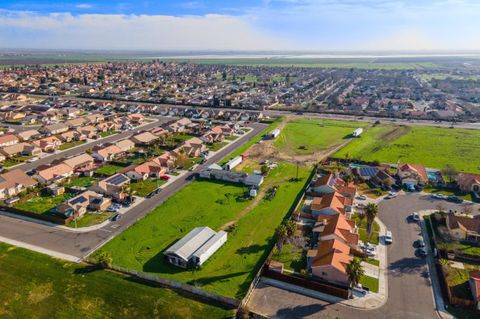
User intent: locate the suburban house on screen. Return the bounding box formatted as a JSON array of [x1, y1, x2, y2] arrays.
[[115, 139, 135, 152], [371, 169, 396, 189], [59, 130, 77, 143], [310, 192, 353, 217], [397, 163, 428, 186], [313, 213, 359, 248], [0, 169, 38, 200], [33, 136, 62, 152], [92, 144, 124, 162], [57, 190, 111, 218], [77, 125, 98, 139], [181, 137, 206, 157], [63, 154, 95, 171], [168, 118, 192, 133], [0, 142, 41, 158], [446, 212, 480, 242], [131, 131, 159, 146], [92, 173, 130, 201], [456, 173, 480, 195], [164, 226, 227, 268], [127, 113, 145, 123], [125, 161, 166, 180], [65, 117, 87, 128], [0, 134, 19, 147], [308, 238, 352, 286], [199, 164, 264, 188], [36, 163, 74, 184], [310, 173, 357, 200], [153, 152, 176, 171], [469, 270, 480, 310], [40, 123, 69, 135], [17, 129, 41, 142]]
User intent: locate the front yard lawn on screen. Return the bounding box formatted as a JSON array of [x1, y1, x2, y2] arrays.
[[0, 243, 233, 319], [96, 162, 310, 298], [95, 163, 126, 176], [14, 192, 73, 215], [208, 141, 228, 152], [66, 212, 114, 228], [360, 274, 379, 293], [58, 140, 86, 150], [99, 131, 118, 138], [64, 176, 95, 188], [423, 187, 477, 202], [225, 135, 239, 141], [352, 213, 380, 245], [3, 155, 32, 167], [130, 179, 166, 197], [363, 257, 380, 267]]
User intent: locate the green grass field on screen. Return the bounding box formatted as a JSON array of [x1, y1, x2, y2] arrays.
[[64, 176, 95, 188], [0, 243, 232, 318], [130, 179, 166, 197], [96, 162, 310, 298], [334, 125, 480, 173], [274, 118, 367, 155], [58, 140, 86, 150], [14, 192, 73, 215], [95, 164, 127, 176]]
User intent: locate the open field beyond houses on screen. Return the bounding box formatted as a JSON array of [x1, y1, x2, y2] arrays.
[[0, 243, 233, 319], [329, 123, 480, 173], [96, 162, 310, 299]]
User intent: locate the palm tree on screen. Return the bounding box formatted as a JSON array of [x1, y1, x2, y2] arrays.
[[365, 203, 378, 237], [274, 224, 288, 252], [346, 257, 364, 298], [284, 220, 297, 237]]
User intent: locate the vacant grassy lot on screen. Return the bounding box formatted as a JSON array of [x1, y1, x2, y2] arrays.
[[14, 192, 73, 215], [208, 141, 229, 152], [334, 125, 480, 173], [95, 163, 127, 176], [274, 119, 367, 155], [130, 179, 166, 197], [270, 242, 306, 273], [97, 162, 310, 298], [58, 140, 86, 150], [0, 243, 233, 319], [64, 176, 95, 188]]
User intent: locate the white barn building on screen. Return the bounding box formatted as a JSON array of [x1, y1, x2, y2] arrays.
[[164, 226, 227, 268], [352, 128, 364, 137]]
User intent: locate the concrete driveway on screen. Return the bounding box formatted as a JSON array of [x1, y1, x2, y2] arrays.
[[248, 192, 472, 319]]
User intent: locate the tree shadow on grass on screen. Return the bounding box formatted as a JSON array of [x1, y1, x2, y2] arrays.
[[236, 244, 267, 255], [73, 264, 102, 275], [188, 271, 249, 287], [143, 249, 185, 275]]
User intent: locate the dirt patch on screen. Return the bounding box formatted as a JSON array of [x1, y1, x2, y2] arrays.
[[28, 282, 54, 304], [380, 125, 410, 142]]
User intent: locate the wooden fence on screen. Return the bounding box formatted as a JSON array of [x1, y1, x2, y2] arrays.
[[0, 205, 70, 225]]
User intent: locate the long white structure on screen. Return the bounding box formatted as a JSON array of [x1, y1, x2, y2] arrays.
[[164, 226, 227, 268], [352, 127, 364, 137]]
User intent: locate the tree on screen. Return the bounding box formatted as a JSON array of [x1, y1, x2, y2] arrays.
[[284, 220, 297, 237], [441, 164, 458, 184], [97, 252, 113, 268], [274, 224, 288, 252], [357, 211, 366, 226], [261, 164, 270, 176], [346, 257, 364, 298], [365, 203, 378, 237]]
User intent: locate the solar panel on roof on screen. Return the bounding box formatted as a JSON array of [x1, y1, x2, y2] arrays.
[[107, 174, 128, 185], [70, 196, 87, 205], [360, 167, 378, 177]]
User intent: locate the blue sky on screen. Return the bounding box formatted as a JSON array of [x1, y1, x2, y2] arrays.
[[1, 1, 479, 51]]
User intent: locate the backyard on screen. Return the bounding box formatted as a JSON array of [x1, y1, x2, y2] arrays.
[[64, 176, 95, 188], [273, 118, 367, 155], [95, 162, 310, 298], [95, 163, 127, 176], [13, 191, 73, 215], [130, 178, 166, 197], [0, 243, 232, 319], [334, 125, 480, 173]]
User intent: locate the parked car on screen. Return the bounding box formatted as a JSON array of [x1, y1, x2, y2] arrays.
[[430, 193, 443, 199], [447, 196, 463, 203], [357, 195, 367, 200], [385, 231, 393, 244], [160, 175, 170, 181], [417, 247, 428, 257], [110, 214, 121, 221], [412, 212, 420, 222], [415, 239, 425, 248], [385, 193, 397, 199]]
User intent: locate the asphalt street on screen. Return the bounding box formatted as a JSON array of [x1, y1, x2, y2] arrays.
[[248, 192, 473, 319], [0, 122, 267, 259]]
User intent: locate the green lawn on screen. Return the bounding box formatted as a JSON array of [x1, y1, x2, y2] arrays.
[[99, 131, 118, 138], [363, 257, 380, 267], [96, 162, 310, 298], [130, 179, 166, 197], [66, 212, 114, 228], [225, 135, 239, 141], [274, 119, 367, 155], [64, 176, 95, 188], [58, 140, 86, 150], [3, 155, 32, 167], [95, 164, 127, 176], [0, 243, 233, 319], [208, 142, 228, 152], [351, 213, 380, 245], [335, 125, 480, 173], [360, 274, 379, 293], [14, 192, 73, 215], [423, 187, 477, 202], [270, 242, 306, 273]]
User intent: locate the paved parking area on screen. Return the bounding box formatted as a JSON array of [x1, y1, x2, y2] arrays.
[[248, 192, 473, 319]]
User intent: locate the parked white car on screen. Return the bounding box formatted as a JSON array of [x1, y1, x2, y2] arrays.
[[412, 212, 420, 222], [385, 231, 393, 244]]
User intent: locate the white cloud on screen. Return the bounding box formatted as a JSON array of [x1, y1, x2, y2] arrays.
[[0, 10, 287, 51], [75, 4, 93, 9]]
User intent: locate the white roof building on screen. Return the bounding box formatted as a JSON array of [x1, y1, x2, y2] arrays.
[[164, 226, 227, 268]]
